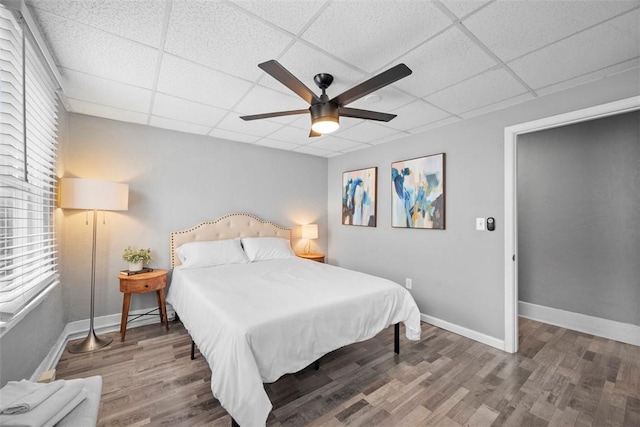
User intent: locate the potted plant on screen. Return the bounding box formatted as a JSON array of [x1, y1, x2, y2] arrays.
[[122, 247, 151, 272]]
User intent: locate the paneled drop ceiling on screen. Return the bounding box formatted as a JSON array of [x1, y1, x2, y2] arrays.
[[26, 0, 640, 157]]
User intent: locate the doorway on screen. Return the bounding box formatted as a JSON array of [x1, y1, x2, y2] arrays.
[[502, 96, 640, 353]]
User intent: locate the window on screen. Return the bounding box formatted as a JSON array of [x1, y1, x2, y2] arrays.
[[0, 4, 59, 332]]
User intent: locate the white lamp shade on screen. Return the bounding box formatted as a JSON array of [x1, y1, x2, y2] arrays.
[[59, 178, 129, 211], [301, 224, 318, 239]]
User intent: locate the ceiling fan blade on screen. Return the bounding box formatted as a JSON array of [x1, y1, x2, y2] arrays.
[[340, 107, 397, 122], [240, 109, 309, 121], [331, 63, 412, 107], [309, 129, 321, 137], [259, 60, 321, 105]]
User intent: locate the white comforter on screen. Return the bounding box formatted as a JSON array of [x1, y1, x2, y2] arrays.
[[166, 257, 421, 427]]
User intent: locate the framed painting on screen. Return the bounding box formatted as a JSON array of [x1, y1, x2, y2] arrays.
[[342, 167, 377, 227], [391, 153, 445, 229]]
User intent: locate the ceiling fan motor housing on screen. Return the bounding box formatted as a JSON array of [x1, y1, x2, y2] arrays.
[[310, 102, 339, 123]]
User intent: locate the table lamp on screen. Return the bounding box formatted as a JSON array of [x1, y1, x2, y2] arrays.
[[301, 224, 318, 255]]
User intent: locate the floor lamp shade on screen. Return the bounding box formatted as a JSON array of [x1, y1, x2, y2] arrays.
[[59, 178, 128, 211], [59, 177, 129, 353]]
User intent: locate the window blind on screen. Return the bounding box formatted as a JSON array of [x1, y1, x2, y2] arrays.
[[0, 4, 59, 327]]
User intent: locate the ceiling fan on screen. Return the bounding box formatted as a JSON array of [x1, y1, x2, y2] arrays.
[[240, 60, 412, 137]]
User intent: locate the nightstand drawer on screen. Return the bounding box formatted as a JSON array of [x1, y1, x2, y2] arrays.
[[119, 274, 166, 293]]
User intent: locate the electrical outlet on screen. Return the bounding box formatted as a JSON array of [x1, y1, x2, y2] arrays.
[[476, 217, 486, 231], [405, 278, 412, 289]]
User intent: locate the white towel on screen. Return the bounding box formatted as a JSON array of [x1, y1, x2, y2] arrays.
[[0, 380, 87, 427], [0, 380, 64, 414]]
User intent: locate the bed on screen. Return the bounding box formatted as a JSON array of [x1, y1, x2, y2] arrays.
[[166, 214, 421, 426]]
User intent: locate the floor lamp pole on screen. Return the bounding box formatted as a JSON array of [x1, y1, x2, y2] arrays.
[[68, 209, 113, 353]]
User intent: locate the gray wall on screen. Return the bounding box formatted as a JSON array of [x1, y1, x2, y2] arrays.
[[0, 285, 65, 386], [60, 114, 328, 321], [327, 69, 639, 341], [517, 111, 640, 326]]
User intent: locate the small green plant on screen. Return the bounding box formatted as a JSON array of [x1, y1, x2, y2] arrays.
[[122, 247, 152, 264]]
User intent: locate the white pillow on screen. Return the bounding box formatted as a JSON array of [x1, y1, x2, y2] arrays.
[[241, 237, 295, 262], [176, 238, 249, 269]]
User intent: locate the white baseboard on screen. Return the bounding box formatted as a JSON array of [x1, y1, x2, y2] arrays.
[[31, 306, 176, 381], [420, 313, 505, 351], [519, 301, 640, 347]]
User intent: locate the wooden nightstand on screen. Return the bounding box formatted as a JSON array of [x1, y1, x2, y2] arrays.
[[118, 269, 169, 342], [298, 253, 325, 263]]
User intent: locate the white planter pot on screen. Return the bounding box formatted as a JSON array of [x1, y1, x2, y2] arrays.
[[128, 261, 143, 272]]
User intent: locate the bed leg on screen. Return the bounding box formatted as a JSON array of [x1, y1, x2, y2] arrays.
[[231, 417, 240, 427], [191, 340, 196, 360], [394, 323, 400, 354], [314, 360, 320, 371]]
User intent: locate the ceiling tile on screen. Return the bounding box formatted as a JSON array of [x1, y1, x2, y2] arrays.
[[267, 125, 314, 144], [67, 98, 148, 124], [227, 0, 326, 34], [294, 145, 336, 157], [32, 10, 158, 88], [255, 139, 302, 151], [460, 92, 534, 119], [235, 85, 309, 116], [152, 93, 227, 127], [301, 1, 453, 72], [61, 67, 152, 113], [425, 68, 527, 114], [463, 0, 639, 61], [439, 0, 492, 19], [407, 116, 462, 134], [308, 137, 365, 152], [387, 100, 451, 131], [288, 115, 313, 130], [165, 1, 294, 80], [340, 144, 371, 154], [335, 121, 402, 143], [217, 113, 283, 137], [208, 128, 260, 144], [28, 0, 166, 47], [149, 116, 212, 135], [367, 132, 407, 146], [394, 26, 497, 97], [330, 116, 373, 135], [537, 59, 640, 97], [156, 54, 253, 110], [509, 9, 640, 90], [348, 86, 415, 113]]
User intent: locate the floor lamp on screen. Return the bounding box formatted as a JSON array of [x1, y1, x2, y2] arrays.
[[59, 178, 129, 353]]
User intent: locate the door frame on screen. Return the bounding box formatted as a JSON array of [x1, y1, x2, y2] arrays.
[[502, 96, 640, 353]]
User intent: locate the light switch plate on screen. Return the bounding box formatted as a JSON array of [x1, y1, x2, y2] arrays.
[[476, 217, 486, 231]]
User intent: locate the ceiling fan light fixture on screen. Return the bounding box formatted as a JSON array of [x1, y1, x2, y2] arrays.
[[311, 116, 339, 134], [310, 102, 339, 134]]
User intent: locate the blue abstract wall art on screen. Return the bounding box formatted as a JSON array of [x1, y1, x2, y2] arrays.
[[391, 153, 445, 229], [342, 167, 377, 227]]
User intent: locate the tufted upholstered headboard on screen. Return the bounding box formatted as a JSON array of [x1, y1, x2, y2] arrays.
[[169, 213, 291, 268]]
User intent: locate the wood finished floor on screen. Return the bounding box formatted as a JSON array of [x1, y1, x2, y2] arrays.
[[55, 318, 640, 427]]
